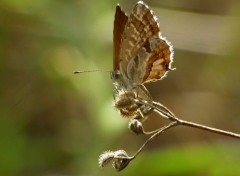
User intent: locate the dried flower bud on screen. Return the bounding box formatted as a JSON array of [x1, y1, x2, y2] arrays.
[[98, 150, 132, 171], [112, 150, 131, 171], [128, 119, 144, 134], [98, 151, 115, 168]]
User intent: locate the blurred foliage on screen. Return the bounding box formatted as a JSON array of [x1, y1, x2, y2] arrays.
[[0, 0, 240, 175]]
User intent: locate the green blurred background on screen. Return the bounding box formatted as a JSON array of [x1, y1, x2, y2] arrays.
[[0, 0, 240, 175]]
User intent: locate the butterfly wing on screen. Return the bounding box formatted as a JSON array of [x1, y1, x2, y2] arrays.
[[119, 2, 174, 85], [119, 2, 160, 80], [127, 36, 174, 85], [113, 4, 128, 72]]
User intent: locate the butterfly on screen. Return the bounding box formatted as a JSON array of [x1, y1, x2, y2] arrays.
[[111, 1, 174, 119]]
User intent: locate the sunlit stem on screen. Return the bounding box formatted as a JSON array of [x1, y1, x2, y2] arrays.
[[132, 121, 179, 159], [179, 119, 240, 139], [137, 97, 240, 139]]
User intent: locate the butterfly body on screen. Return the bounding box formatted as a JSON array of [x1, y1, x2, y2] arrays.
[[112, 1, 173, 118], [112, 75, 153, 117]]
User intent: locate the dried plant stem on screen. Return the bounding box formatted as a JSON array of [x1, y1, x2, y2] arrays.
[[99, 98, 240, 171], [137, 98, 240, 139], [132, 121, 179, 159], [154, 102, 240, 139], [122, 99, 240, 168], [179, 119, 240, 139], [125, 115, 240, 171]]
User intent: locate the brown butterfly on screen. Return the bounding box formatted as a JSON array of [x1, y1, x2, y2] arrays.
[[111, 1, 174, 119]]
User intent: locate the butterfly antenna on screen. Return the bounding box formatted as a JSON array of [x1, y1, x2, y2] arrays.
[[73, 70, 111, 74]]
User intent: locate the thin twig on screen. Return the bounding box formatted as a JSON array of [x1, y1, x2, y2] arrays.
[[99, 97, 240, 171], [132, 121, 179, 159], [179, 119, 240, 139], [137, 98, 240, 140]]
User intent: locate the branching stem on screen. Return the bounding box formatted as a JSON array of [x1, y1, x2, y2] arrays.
[[132, 121, 179, 159], [101, 98, 240, 171], [138, 98, 240, 139]]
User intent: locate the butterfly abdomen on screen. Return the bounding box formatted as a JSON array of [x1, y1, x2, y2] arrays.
[[114, 91, 140, 118]]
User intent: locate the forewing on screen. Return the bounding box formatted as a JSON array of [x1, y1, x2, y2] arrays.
[[119, 1, 159, 76], [113, 5, 128, 71]]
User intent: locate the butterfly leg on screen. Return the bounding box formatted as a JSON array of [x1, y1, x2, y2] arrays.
[[152, 101, 175, 118], [129, 106, 169, 135]]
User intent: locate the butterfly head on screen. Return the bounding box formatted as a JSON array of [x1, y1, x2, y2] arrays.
[[110, 70, 121, 82]]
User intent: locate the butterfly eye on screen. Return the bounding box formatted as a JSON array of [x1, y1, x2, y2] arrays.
[[111, 71, 121, 81]]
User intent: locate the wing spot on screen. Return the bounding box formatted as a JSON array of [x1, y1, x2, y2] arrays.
[[153, 59, 164, 66], [143, 40, 151, 53], [152, 65, 163, 71]]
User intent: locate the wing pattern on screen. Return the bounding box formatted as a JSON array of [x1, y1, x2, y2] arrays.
[[115, 1, 173, 86]]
